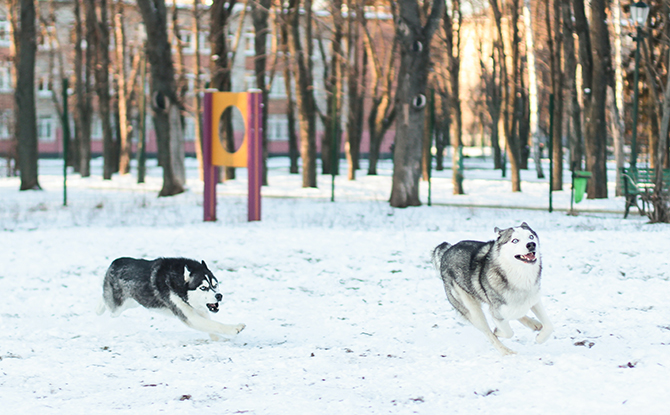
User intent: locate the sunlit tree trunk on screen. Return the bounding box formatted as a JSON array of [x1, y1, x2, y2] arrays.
[[137, 0, 186, 196], [251, 0, 271, 185], [287, 0, 317, 188], [390, 0, 444, 207]]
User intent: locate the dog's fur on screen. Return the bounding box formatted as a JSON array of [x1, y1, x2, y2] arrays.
[[432, 223, 553, 355], [96, 257, 245, 339]]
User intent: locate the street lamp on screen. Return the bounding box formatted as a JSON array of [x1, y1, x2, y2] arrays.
[[629, 1, 650, 172]]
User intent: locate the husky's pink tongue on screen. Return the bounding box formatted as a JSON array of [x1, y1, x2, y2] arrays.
[[522, 252, 536, 261]]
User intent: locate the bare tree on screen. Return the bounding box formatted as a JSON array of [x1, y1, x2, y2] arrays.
[[287, 0, 317, 187], [364, 6, 397, 176], [251, 0, 271, 185], [114, 0, 132, 175], [11, 0, 40, 190], [583, 0, 609, 199], [85, 0, 115, 180], [74, 0, 93, 177], [444, 0, 463, 194], [210, 0, 237, 181], [344, 0, 366, 180], [317, 0, 343, 176], [276, 2, 299, 174], [562, 0, 583, 173], [137, 0, 186, 196], [546, 0, 563, 190], [389, 0, 444, 207], [191, 0, 204, 180]]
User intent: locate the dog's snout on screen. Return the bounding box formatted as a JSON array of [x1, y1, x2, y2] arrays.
[[526, 242, 536, 251], [215, 293, 223, 302]]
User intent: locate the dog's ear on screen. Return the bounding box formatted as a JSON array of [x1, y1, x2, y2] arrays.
[[520, 222, 529, 228], [183, 264, 192, 283], [494, 227, 502, 234], [201, 260, 207, 269]]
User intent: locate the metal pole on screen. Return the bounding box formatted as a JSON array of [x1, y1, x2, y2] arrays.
[[330, 91, 338, 202], [549, 94, 554, 213], [630, 26, 643, 172], [62, 78, 69, 207], [428, 89, 434, 206], [137, 50, 147, 183]]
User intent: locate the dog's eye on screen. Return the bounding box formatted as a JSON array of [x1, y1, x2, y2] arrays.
[[529, 235, 534, 240], [200, 286, 208, 291], [512, 238, 519, 244]]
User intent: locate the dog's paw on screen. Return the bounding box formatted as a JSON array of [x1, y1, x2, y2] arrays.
[[497, 345, 517, 356], [536, 326, 553, 344], [519, 316, 543, 331], [493, 327, 513, 339], [209, 333, 221, 341], [234, 323, 246, 334]]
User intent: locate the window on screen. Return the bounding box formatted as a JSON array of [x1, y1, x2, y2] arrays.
[[38, 116, 54, 142], [91, 116, 102, 141], [199, 32, 211, 54], [244, 71, 256, 91], [0, 18, 10, 47], [244, 30, 255, 56], [0, 66, 12, 92], [0, 111, 11, 140], [37, 76, 52, 97], [180, 31, 193, 53], [269, 75, 286, 98], [268, 115, 288, 142], [183, 117, 195, 142]]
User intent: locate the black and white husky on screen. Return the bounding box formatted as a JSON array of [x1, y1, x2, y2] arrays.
[[432, 223, 553, 355], [96, 257, 245, 339]]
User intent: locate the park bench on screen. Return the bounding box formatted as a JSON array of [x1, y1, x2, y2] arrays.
[[619, 167, 670, 218]]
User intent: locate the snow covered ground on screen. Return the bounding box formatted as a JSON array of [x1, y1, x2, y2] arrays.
[[1, 156, 669, 414]]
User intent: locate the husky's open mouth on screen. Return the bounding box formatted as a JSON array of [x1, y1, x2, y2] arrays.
[[207, 303, 220, 313], [515, 252, 537, 263]]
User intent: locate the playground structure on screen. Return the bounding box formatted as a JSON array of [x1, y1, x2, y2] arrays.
[[203, 91, 263, 222]]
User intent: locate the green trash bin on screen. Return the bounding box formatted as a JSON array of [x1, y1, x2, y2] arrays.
[[573, 171, 592, 204]]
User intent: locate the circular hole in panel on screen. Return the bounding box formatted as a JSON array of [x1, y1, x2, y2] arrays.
[[218, 105, 245, 153]]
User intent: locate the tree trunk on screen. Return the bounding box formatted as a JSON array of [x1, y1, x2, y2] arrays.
[[364, 10, 397, 176], [562, 0, 583, 173], [611, 0, 625, 195], [251, 0, 271, 186], [490, 0, 521, 191], [320, 0, 343, 176], [435, 91, 449, 171], [210, 0, 236, 180], [14, 0, 40, 190], [390, 0, 444, 207], [137, 0, 185, 196], [444, 0, 463, 194], [87, 0, 115, 180], [547, 0, 563, 191], [345, 0, 365, 180], [114, 1, 131, 175], [276, 11, 299, 174], [287, 0, 317, 188], [584, 0, 608, 199], [651, 40, 670, 222], [192, 0, 204, 181], [523, 0, 544, 179]]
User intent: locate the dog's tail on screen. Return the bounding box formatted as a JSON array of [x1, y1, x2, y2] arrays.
[[431, 242, 452, 270], [95, 298, 107, 316]]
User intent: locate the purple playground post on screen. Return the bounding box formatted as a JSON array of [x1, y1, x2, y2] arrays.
[[203, 93, 217, 222], [247, 91, 262, 222]]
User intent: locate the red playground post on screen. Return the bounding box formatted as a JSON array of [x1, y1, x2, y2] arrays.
[[203, 91, 263, 222]]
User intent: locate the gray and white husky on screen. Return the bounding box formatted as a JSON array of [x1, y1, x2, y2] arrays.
[[96, 257, 245, 339], [432, 223, 553, 355]]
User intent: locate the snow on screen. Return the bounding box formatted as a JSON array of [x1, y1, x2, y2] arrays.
[[1, 156, 669, 414]]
